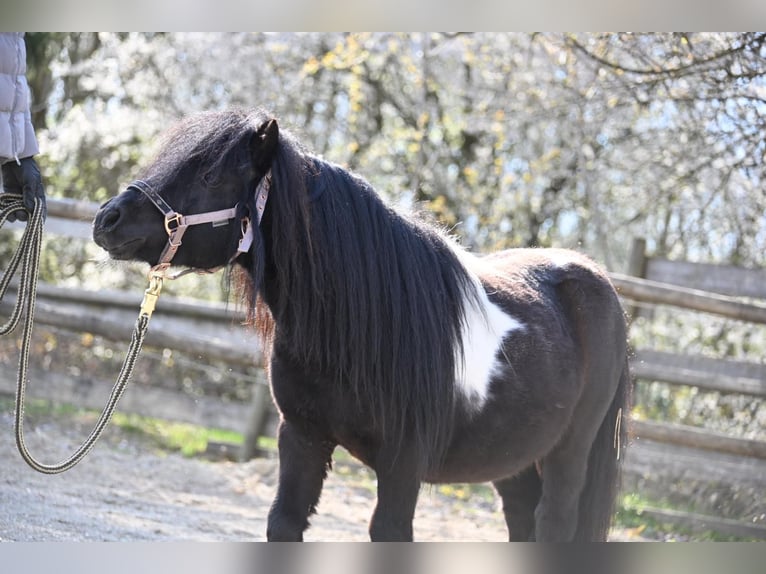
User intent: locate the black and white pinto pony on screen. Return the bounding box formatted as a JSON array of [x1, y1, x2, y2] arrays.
[[93, 109, 631, 542]]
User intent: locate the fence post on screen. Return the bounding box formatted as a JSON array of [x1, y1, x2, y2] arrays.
[[239, 378, 272, 461], [625, 237, 648, 323]]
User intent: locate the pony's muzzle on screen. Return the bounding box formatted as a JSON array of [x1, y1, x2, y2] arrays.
[[95, 201, 122, 232]]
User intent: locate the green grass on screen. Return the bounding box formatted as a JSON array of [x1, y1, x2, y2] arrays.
[[0, 396, 245, 458], [109, 411, 245, 457], [615, 492, 757, 541], [615, 492, 685, 540], [1, 395, 78, 417]]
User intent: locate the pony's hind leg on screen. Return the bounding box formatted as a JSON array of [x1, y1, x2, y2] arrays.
[[492, 465, 542, 541], [534, 393, 614, 542], [267, 420, 335, 541], [533, 445, 589, 542], [533, 364, 626, 541]]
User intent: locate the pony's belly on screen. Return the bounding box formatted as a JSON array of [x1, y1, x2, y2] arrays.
[[428, 405, 575, 484], [429, 441, 544, 484], [428, 454, 534, 484]]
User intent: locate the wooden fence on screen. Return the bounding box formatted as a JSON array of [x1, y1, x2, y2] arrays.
[[615, 238, 766, 538], [1, 200, 765, 538]]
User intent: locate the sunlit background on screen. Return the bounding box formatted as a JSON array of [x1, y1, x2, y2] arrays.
[[19, 33, 766, 269]]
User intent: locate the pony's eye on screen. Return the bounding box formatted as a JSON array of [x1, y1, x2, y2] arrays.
[[202, 172, 222, 189]]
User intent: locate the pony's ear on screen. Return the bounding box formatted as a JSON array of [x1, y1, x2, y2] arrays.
[[250, 118, 279, 173]]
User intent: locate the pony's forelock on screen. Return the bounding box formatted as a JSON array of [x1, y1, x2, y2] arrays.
[[142, 108, 273, 190]]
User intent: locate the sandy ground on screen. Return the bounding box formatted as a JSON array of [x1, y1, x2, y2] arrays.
[[2, 404, 650, 542], [1, 406, 519, 542]]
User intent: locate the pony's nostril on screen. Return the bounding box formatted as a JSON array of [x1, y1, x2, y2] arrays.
[[100, 207, 122, 230]]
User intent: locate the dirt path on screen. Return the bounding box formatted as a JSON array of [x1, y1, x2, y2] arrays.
[[1, 407, 513, 542], [2, 406, 644, 542]]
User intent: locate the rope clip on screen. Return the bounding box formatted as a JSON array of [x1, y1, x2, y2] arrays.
[[140, 270, 165, 319]]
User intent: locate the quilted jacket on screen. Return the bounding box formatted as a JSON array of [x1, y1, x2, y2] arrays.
[[0, 32, 39, 164]]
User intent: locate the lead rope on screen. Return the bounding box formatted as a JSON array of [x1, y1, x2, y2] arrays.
[[1, 192, 162, 474]]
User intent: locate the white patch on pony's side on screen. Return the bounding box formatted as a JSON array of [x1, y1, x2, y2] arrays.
[[456, 295, 523, 409], [448, 242, 524, 410]]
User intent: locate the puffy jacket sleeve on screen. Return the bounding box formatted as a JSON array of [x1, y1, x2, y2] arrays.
[[0, 32, 40, 164]]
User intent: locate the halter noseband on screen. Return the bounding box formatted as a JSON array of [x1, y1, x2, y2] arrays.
[[127, 172, 270, 272]]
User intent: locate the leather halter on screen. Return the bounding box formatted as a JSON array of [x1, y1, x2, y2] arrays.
[[127, 172, 270, 271]]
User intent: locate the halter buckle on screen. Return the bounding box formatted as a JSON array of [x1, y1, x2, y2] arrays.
[[237, 217, 254, 254], [164, 212, 183, 237]]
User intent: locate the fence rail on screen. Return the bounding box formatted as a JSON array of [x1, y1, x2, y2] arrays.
[[611, 272, 766, 324], [631, 419, 766, 460], [632, 349, 766, 398]]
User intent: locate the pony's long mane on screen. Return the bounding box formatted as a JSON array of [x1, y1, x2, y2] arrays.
[[225, 111, 480, 472]]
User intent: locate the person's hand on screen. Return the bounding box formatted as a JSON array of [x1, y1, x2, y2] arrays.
[[1, 157, 47, 222]]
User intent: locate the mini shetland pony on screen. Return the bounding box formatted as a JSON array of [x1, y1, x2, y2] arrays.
[[93, 109, 631, 541]]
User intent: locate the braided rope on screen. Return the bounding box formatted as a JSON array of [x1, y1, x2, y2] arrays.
[[1, 193, 157, 474]]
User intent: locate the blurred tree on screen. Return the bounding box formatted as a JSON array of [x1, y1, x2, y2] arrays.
[[562, 33, 766, 265], [25, 32, 766, 282]]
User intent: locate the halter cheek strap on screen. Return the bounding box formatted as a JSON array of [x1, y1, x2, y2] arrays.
[[235, 171, 271, 255], [127, 172, 271, 272]]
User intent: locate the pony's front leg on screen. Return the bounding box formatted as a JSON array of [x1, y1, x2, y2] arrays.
[[493, 466, 543, 541], [267, 420, 335, 541], [369, 453, 421, 541]]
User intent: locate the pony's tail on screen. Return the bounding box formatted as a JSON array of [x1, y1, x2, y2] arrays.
[[574, 357, 632, 541]]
